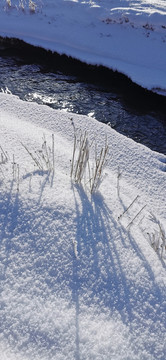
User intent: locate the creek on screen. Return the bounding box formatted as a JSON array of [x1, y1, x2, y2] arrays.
[[0, 42, 166, 155]]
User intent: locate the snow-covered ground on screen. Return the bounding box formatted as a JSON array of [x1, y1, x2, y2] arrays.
[[0, 0, 166, 93], [0, 2, 166, 359], [0, 92, 166, 359]]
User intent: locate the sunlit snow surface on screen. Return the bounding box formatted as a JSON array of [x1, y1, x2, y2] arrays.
[[0, 93, 166, 359], [0, 0, 166, 92], [0, 2, 166, 359]]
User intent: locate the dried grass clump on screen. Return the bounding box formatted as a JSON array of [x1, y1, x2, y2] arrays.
[[148, 213, 166, 259], [71, 129, 108, 193], [21, 134, 55, 173]]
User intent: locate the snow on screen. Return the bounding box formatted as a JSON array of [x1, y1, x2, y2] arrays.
[[0, 1, 166, 359], [0, 0, 166, 92], [0, 92, 166, 359]]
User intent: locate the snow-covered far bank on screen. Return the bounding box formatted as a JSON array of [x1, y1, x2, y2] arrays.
[[0, 0, 166, 94], [0, 92, 166, 360]]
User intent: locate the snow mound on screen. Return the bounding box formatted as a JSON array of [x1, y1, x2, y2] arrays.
[[0, 93, 166, 359]]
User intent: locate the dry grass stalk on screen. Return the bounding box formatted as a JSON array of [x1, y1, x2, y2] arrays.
[[71, 130, 108, 193], [71, 130, 89, 184], [89, 138, 108, 193], [21, 134, 55, 173], [0, 145, 8, 164], [6, 0, 11, 8], [126, 204, 146, 228], [118, 195, 139, 220], [117, 166, 121, 197], [148, 213, 166, 259], [29, 0, 36, 13]]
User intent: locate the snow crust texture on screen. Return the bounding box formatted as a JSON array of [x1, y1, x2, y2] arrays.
[[0, 93, 166, 359]]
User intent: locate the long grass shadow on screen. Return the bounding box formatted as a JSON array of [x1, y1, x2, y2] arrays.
[[72, 185, 132, 321], [23, 169, 54, 204], [0, 181, 165, 359], [0, 180, 20, 279], [72, 184, 166, 354]]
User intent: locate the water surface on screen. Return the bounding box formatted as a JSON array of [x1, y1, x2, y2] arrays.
[[0, 54, 166, 154]]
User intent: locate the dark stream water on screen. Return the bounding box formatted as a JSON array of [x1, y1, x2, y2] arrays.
[[0, 53, 166, 154]]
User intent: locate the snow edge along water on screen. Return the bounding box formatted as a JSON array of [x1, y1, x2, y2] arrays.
[[0, 36, 166, 115]]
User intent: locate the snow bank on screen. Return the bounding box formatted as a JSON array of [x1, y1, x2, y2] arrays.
[[0, 93, 166, 359], [0, 1, 166, 93]]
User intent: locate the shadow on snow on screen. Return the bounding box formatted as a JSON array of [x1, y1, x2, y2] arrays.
[[0, 182, 165, 359]]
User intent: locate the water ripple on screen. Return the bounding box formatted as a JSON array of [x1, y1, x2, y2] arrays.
[[0, 56, 166, 154]]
